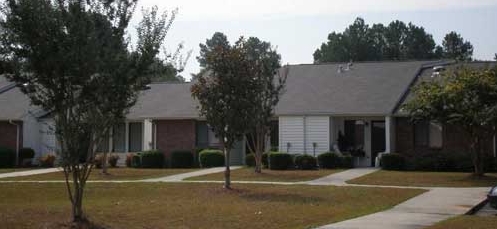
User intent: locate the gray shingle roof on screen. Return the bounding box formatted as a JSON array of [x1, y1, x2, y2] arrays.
[[275, 61, 438, 116], [127, 82, 199, 119]]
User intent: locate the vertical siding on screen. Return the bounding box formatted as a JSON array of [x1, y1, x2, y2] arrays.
[[305, 116, 330, 155], [279, 116, 304, 154], [40, 119, 56, 155]]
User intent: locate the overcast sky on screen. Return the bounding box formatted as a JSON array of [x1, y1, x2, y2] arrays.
[[131, 0, 497, 80]]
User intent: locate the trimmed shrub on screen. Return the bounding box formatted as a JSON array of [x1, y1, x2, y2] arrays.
[[199, 149, 224, 167], [341, 155, 354, 168], [126, 153, 134, 167], [295, 154, 317, 170], [262, 153, 269, 168], [171, 150, 194, 168], [0, 147, 15, 168], [317, 152, 342, 169], [381, 153, 405, 170], [199, 149, 224, 168], [94, 154, 104, 168], [108, 154, 119, 168], [245, 153, 255, 167], [38, 154, 56, 168], [131, 154, 141, 168], [140, 150, 165, 168], [268, 152, 293, 170]]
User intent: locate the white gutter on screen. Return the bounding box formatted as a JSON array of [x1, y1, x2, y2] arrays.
[[8, 120, 20, 166]]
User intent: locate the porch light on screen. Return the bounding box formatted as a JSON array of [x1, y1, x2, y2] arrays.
[[488, 186, 497, 209]]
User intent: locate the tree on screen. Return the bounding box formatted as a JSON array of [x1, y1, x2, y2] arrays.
[[243, 37, 287, 173], [402, 23, 437, 59], [442, 31, 473, 61], [1, 0, 172, 223], [191, 38, 258, 189], [197, 32, 230, 67], [404, 67, 497, 176], [493, 53, 496, 61]]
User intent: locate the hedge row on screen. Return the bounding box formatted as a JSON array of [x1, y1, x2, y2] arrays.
[[244, 151, 354, 170], [380, 152, 497, 172]]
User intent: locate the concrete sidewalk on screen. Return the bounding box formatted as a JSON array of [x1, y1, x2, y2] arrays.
[[0, 168, 60, 179], [142, 166, 242, 182], [317, 187, 488, 229], [306, 167, 379, 186]]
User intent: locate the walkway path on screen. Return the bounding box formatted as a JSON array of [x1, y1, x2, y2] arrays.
[[309, 169, 489, 229], [143, 166, 243, 182], [0, 167, 60, 179]]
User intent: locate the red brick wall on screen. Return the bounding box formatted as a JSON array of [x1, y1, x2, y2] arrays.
[[0, 121, 22, 151], [395, 117, 493, 155], [155, 120, 196, 158]]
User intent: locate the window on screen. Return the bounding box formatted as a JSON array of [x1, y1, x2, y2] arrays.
[[128, 122, 143, 152], [414, 121, 442, 148]]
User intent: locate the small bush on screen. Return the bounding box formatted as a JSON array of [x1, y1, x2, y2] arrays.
[[381, 153, 405, 170], [268, 152, 293, 170], [245, 153, 255, 167], [317, 152, 342, 169], [19, 147, 35, 159], [171, 150, 194, 168], [126, 153, 134, 167], [108, 154, 119, 168], [295, 154, 317, 170], [340, 155, 354, 168], [262, 153, 269, 168], [199, 149, 224, 168], [94, 154, 103, 168], [38, 154, 56, 168], [140, 150, 164, 168], [0, 147, 15, 168], [131, 154, 141, 168]]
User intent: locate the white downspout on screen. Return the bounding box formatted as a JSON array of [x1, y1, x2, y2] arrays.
[[9, 120, 20, 166]]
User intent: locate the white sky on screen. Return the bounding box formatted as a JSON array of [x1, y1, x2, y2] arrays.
[[130, 0, 497, 80]]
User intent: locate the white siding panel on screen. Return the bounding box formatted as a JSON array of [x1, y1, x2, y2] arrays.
[[279, 116, 304, 154], [40, 119, 57, 156], [305, 116, 330, 155]]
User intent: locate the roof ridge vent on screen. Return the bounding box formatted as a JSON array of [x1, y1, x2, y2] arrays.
[[431, 65, 446, 78], [337, 65, 344, 73]]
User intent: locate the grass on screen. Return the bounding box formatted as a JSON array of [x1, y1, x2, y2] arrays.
[[186, 167, 344, 182], [426, 215, 497, 229], [348, 170, 497, 187], [0, 182, 425, 229], [0, 167, 198, 181]]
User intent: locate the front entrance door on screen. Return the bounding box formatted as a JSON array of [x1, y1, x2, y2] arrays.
[[371, 121, 386, 166]]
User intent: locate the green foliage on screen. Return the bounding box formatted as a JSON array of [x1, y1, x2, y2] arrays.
[[314, 18, 443, 63], [317, 152, 342, 169], [341, 155, 354, 168], [294, 154, 317, 170], [442, 31, 473, 61], [0, 146, 15, 168], [131, 154, 142, 168], [108, 154, 119, 168], [404, 67, 497, 175], [19, 148, 35, 160], [262, 152, 269, 168], [197, 32, 230, 67], [140, 150, 165, 168], [245, 153, 255, 167], [199, 150, 224, 168], [268, 152, 293, 170], [381, 153, 406, 170], [170, 150, 194, 168], [38, 154, 56, 168]]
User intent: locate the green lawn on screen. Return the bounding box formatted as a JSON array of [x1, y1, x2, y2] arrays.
[[186, 167, 344, 182], [0, 167, 198, 181], [0, 168, 36, 174], [425, 216, 497, 229], [0, 182, 425, 229], [348, 170, 497, 187]]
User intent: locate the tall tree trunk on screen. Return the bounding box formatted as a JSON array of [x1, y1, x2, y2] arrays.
[[102, 151, 108, 174], [471, 136, 485, 177], [224, 147, 231, 189]]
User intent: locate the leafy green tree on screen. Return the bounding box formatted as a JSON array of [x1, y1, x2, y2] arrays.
[[197, 32, 230, 67], [384, 20, 407, 60], [243, 37, 287, 173], [191, 38, 257, 189], [403, 23, 437, 59], [404, 67, 497, 176], [1, 0, 173, 223], [442, 31, 473, 61]]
